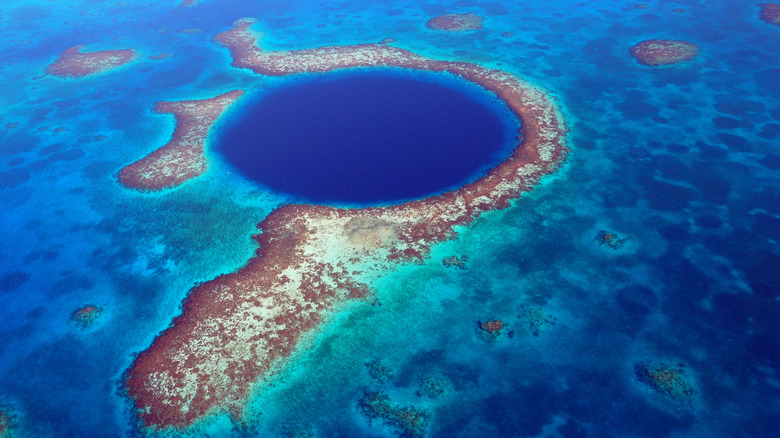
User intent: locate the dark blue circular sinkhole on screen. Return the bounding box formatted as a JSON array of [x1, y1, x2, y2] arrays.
[[214, 69, 518, 206]]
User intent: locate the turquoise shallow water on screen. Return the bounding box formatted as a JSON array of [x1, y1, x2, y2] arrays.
[[1, 0, 779, 437]]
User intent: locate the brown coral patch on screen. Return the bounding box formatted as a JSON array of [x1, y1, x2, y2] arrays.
[[760, 4, 780, 27], [426, 12, 483, 32], [117, 90, 244, 191], [46, 45, 138, 78], [630, 39, 699, 66]]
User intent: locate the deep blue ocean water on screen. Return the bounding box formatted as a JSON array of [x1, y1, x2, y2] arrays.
[[1, 0, 779, 437], [214, 70, 516, 205]]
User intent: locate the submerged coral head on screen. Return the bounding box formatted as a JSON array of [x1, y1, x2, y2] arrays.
[[630, 39, 699, 66], [426, 13, 483, 32]]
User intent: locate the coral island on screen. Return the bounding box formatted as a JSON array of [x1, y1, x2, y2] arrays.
[[630, 39, 699, 66], [635, 361, 696, 402], [426, 13, 483, 32], [118, 90, 244, 191], [46, 45, 138, 78], [123, 18, 568, 431], [360, 391, 429, 437]]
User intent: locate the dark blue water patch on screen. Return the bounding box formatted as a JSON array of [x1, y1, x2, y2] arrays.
[[51, 273, 93, 295], [616, 285, 658, 315], [715, 132, 750, 151], [420, 3, 447, 14], [658, 222, 691, 243], [38, 142, 66, 156], [652, 115, 669, 124], [691, 174, 731, 204], [48, 149, 85, 162], [696, 141, 728, 160], [0, 167, 31, 189], [384, 8, 403, 16], [1, 337, 122, 437], [645, 180, 698, 212], [712, 116, 742, 129], [0, 131, 37, 155], [617, 100, 658, 121], [666, 143, 689, 154], [214, 69, 517, 206], [0, 271, 30, 293], [656, 253, 712, 303], [759, 154, 780, 170], [600, 179, 640, 208], [653, 155, 691, 181], [749, 185, 780, 215], [752, 212, 780, 241], [758, 123, 780, 140], [754, 68, 780, 95], [649, 69, 699, 87], [481, 1, 509, 15], [694, 215, 723, 229], [557, 420, 587, 438], [713, 98, 765, 118]]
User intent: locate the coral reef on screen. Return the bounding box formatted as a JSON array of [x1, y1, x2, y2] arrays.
[[594, 230, 627, 249], [367, 359, 393, 384], [71, 305, 104, 328], [442, 255, 468, 269], [519, 305, 555, 336], [760, 4, 780, 27], [0, 408, 9, 438], [417, 376, 450, 399], [359, 391, 429, 437], [118, 90, 244, 191], [123, 18, 568, 431], [479, 319, 504, 335], [630, 39, 699, 66], [635, 361, 696, 401], [426, 13, 483, 32], [280, 426, 313, 438], [46, 45, 138, 78]]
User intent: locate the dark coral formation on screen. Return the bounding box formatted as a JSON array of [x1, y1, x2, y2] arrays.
[[367, 359, 393, 384], [359, 391, 429, 437], [479, 319, 504, 335], [594, 230, 627, 249], [519, 305, 555, 336], [630, 39, 699, 66], [442, 255, 468, 269], [280, 426, 313, 438], [71, 305, 104, 328], [417, 376, 450, 399], [635, 361, 696, 401], [760, 4, 780, 27], [46, 45, 138, 78], [0, 406, 10, 438], [426, 13, 483, 32]]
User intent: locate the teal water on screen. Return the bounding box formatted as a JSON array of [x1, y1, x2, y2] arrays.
[[1, 0, 779, 437]]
